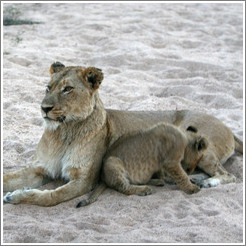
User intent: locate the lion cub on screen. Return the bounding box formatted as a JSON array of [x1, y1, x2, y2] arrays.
[[77, 123, 208, 207]]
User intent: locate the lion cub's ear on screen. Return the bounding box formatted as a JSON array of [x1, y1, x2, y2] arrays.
[[186, 126, 198, 133], [195, 137, 208, 152], [49, 62, 66, 75], [80, 67, 104, 90]]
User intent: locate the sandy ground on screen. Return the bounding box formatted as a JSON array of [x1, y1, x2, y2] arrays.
[[2, 2, 244, 244]]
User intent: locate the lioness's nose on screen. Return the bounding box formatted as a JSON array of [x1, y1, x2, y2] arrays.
[[41, 106, 54, 113]]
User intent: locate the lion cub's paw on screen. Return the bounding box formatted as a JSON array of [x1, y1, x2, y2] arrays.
[[3, 187, 34, 204], [185, 184, 200, 194], [137, 186, 152, 196], [76, 199, 91, 208]]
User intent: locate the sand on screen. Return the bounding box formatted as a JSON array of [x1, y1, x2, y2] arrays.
[[2, 2, 244, 244]]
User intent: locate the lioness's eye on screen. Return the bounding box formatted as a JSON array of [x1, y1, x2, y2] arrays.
[[62, 86, 74, 94]]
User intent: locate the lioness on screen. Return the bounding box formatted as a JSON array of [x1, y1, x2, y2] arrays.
[[76, 123, 208, 207], [3, 62, 243, 206]]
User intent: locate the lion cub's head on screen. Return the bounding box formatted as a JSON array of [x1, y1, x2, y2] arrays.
[[41, 62, 103, 130], [181, 126, 208, 174]]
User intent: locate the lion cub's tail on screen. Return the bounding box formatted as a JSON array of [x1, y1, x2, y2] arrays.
[[234, 135, 243, 154], [76, 182, 107, 208]]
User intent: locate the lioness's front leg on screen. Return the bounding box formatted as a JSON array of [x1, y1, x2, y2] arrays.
[[3, 180, 91, 206], [3, 169, 93, 206], [3, 166, 49, 192]]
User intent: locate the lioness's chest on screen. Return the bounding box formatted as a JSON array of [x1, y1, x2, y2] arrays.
[[34, 134, 100, 180]]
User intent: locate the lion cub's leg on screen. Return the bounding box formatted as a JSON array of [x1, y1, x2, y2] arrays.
[[3, 167, 49, 192], [147, 170, 167, 186], [164, 161, 200, 194], [103, 157, 152, 196]]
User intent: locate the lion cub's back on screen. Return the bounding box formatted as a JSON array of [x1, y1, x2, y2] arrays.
[[104, 123, 187, 183]]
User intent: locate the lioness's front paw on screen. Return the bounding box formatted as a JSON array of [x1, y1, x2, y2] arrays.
[[197, 179, 220, 188], [195, 174, 236, 188], [3, 187, 33, 204], [189, 173, 210, 185]]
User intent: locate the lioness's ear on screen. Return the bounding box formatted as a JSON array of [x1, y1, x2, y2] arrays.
[[196, 137, 208, 152], [49, 62, 65, 75], [80, 67, 104, 90]]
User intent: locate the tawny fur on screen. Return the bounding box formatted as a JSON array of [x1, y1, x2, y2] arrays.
[[3, 62, 243, 206], [77, 123, 208, 207]]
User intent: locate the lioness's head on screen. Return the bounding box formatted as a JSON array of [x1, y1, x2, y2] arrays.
[[41, 62, 103, 130], [182, 126, 208, 174]]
